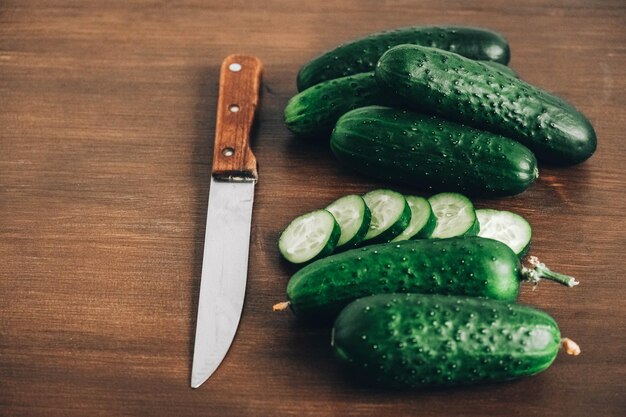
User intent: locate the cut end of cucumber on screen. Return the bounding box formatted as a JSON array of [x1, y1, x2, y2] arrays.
[[476, 209, 532, 256], [428, 193, 477, 239], [561, 338, 581, 356], [272, 301, 291, 312], [363, 189, 411, 243], [278, 210, 340, 264]]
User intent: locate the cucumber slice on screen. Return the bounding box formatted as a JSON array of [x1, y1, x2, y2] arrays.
[[391, 196, 436, 241], [362, 189, 411, 243], [326, 195, 371, 248], [428, 193, 478, 239], [477, 209, 532, 256], [278, 210, 341, 264]]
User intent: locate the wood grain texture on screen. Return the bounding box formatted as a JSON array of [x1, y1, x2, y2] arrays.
[[0, 1, 624, 416], [212, 55, 261, 180]]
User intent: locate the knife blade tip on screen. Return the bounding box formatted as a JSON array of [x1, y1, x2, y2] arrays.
[[191, 374, 209, 389]]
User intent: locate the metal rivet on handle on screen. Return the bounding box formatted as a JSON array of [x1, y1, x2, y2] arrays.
[[222, 147, 234, 157], [228, 63, 242, 72], [229, 104, 240, 113]]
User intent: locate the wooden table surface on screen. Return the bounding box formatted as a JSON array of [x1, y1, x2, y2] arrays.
[[1, 1, 624, 416]]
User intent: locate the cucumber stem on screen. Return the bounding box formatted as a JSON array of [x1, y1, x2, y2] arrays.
[[560, 338, 581, 356], [521, 256, 579, 288], [272, 301, 290, 312]]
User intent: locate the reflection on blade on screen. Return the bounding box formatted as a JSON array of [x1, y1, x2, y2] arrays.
[[191, 178, 255, 388]]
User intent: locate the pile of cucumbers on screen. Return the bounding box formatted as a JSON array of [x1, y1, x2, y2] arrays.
[[275, 25, 585, 390], [276, 189, 579, 388], [284, 26, 597, 197]]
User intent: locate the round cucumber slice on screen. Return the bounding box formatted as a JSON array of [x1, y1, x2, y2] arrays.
[[326, 195, 371, 248], [477, 209, 532, 256], [362, 189, 411, 243], [428, 193, 478, 239], [278, 210, 341, 264], [391, 196, 436, 241]]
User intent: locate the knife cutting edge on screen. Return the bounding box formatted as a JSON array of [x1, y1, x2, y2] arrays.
[[191, 55, 262, 388]]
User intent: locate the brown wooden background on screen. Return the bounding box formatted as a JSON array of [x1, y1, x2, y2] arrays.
[[1, 1, 625, 416]]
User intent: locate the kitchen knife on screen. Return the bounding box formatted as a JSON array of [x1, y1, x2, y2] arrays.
[[191, 55, 262, 389]]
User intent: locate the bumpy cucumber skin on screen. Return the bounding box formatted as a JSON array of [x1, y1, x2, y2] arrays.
[[286, 237, 521, 319], [376, 45, 596, 165], [332, 293, 561, 388], [331, 106, 538, 197], [297, 26, 510, 91], [482, 61, 518, 78], [285, 72, 394, 136], [285, 63, 515, 137]]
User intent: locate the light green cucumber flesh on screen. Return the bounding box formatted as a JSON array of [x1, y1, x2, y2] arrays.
[[278, 210, 340, 264], [326, 195, 371, 248], [428, 193, 478, 238], [362, 189, 411, 243], [391, 196, 434, 241], [477, 209, 532, 256]]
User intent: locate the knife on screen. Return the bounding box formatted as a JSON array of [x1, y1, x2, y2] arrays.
[[191, 55, 262, 389]]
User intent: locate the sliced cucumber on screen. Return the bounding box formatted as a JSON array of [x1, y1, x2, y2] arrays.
[[362, 189, 411, 243], [391, 196, 436, 241], [326, 195, 371, 248], [278, 210, 341, 264], [477, 209, 532, 256], [428, 193, 478, 239]]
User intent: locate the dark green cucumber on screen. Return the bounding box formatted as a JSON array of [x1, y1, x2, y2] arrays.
[[297, 26, 510, 91], [330, 106, 538, 197], [283, 237, 577, 320], [285, 63, 516, 137], [285, 73, 394, 136], [332, 293, 576, 388], [375, 45, 596, 165]]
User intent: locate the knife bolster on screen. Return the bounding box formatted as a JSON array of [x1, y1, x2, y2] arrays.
[[212, 173, 257, 183]]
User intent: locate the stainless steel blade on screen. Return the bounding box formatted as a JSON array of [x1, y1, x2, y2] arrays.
[[191, 178, 255, 388]]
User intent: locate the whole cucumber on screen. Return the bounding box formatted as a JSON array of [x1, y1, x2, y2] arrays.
[[284, 73, 393, 136], [285, 64, 517, 137], [330, 106, 538, 197], [297, 26, 510, 91], [332, 293, 578, 388], [375, 45, 597, 165], [282, 237, 577, 320]]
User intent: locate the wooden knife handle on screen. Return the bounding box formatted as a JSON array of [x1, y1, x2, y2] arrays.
[[212, 55, 262, 181]]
